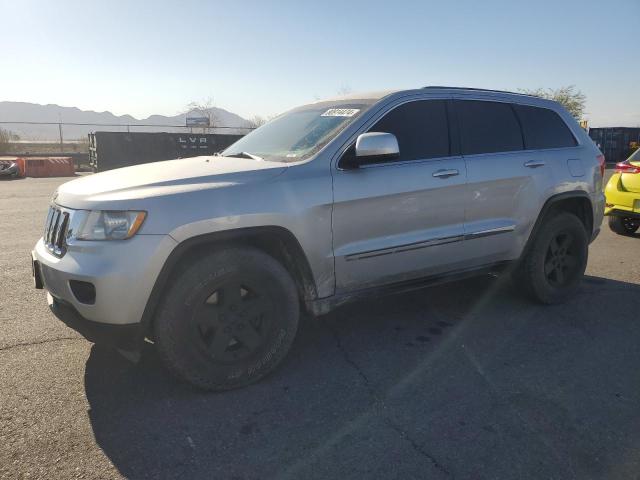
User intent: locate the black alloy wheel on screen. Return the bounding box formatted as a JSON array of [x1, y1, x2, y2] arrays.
[[513, 212, 588, 304], [543, 231, 581, 287], [191, 275, 273, 364], [154, 247, 299, 391], [609, 215, 640, 236]]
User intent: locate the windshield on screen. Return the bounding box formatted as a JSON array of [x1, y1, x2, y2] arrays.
[[222, 101, 374, 162], [629, 147, 640, 163]]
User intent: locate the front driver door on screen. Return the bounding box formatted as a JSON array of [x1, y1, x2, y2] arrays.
[[331, 98, 468, 292]]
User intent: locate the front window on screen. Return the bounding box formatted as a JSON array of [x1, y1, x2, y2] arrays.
[[222, 101, 374, 162]]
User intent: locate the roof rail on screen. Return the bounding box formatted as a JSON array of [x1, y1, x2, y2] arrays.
[[422, 86, 528, 96]]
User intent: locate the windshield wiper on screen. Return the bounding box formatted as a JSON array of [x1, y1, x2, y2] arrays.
[[222, 151, 263, 161]]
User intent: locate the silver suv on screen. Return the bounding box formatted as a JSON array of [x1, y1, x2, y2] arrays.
[[32, 87, 605, 390]]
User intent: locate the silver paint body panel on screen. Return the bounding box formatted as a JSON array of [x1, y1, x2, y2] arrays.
[[32, 87, 604, 325]]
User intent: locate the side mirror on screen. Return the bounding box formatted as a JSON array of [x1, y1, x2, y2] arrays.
[[355, 132, 399, 163]]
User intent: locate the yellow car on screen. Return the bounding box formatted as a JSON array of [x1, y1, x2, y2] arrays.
[[605, 148, 640, 235]]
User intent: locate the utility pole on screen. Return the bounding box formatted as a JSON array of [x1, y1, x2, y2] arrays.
[[57, 110, 64, 153]]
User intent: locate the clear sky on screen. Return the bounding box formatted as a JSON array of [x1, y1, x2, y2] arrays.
[[2, 0, 638, 126]]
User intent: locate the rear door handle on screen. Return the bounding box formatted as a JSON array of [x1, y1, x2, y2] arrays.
[[524, 160, 546, 168], [432, 169, 459, 178]]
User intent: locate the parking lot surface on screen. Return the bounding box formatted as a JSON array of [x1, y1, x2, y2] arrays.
[[1, 174, 640, 479]]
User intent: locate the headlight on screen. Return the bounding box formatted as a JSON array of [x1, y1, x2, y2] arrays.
[[75, 210, 147, 240]]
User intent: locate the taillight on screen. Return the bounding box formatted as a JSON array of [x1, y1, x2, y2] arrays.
[[615, 161, 640, 174], [597, 154, 606, 177]]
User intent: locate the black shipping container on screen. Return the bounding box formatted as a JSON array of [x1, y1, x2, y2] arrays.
[[588, 127, 640, 164], [88, 131, 244, 172]]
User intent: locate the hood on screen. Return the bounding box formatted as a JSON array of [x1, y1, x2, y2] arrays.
[[55, 155, 287, 208]]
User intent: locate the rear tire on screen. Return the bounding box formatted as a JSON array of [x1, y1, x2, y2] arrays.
[[514, 212, 588, 305], [154, 247, 299, 391], [608, 216, 639, 236]]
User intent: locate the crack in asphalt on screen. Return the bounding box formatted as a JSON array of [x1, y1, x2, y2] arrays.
[[385, 420, 452, 477], [324, 319, 452, 478], [461, 346, 579, 479], [0, 336, 80, 353], [325, 320, 376, 397]]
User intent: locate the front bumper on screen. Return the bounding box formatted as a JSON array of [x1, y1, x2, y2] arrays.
[[47, 292, 143, 350], [32, 233, 177, 327]]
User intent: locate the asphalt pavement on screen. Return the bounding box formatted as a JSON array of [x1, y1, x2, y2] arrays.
[[1, 173, 639, 479]]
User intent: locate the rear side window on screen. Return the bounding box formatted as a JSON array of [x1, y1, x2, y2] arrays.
[[513, 104, 577, 149], [456, 100, 523, 155], [370, 100, 449, 161]]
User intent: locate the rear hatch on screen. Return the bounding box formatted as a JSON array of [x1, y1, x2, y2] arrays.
[[620, 149, 640, 193]]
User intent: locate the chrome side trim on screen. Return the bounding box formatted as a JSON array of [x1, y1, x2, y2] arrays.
[[345, 234, 464, 261], [345, 225, 515, 262], [464, 225, 515, 240]]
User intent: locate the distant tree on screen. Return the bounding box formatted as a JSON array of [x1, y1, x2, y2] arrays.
[[519, 85, 586, 120], [185, 97, 217, 132], [336, 84, 353, 96], [0, 129, 8, 152], [247, 115, 269, 129], [0, 127, 19, 153]]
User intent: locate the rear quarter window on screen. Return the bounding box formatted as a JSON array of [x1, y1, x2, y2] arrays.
[[513, 104, 577, 149]]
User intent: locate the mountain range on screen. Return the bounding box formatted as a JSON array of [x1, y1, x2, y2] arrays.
[[0, 102, 250, 140]]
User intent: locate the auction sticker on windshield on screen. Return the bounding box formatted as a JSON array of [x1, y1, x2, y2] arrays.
[[321, 108, 360, 117]]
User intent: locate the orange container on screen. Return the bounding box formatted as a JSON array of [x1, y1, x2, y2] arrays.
[[22, 157, 75, 177]]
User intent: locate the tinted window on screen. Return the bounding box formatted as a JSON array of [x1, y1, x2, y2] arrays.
[[456, 100, 523, 155], [513, 104, 577, 149], [369, 100, 449, 161]]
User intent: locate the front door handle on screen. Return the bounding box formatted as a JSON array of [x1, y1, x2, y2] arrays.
[[524, 160, 546, 168], [432, 169, 459, 178]]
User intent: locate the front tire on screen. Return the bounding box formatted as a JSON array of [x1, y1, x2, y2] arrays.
[[608, 216, 639, 236], [154, 247, 299, 391], [514, 212, 588, 305]]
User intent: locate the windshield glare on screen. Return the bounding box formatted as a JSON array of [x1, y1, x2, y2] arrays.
[[222, 102, 372, 162]]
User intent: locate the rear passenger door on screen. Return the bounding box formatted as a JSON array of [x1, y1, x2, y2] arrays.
[[452, 98, 556, 265]]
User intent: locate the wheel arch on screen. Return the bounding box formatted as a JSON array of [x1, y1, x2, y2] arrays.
[[140, 226, 318, 336], [523, 191, 595, 257]]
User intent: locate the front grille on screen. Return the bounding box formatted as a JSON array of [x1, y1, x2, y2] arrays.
[[44, 206, 70, 257]]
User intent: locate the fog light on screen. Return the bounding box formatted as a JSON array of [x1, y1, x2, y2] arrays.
[[69, 280, 96, 305]]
